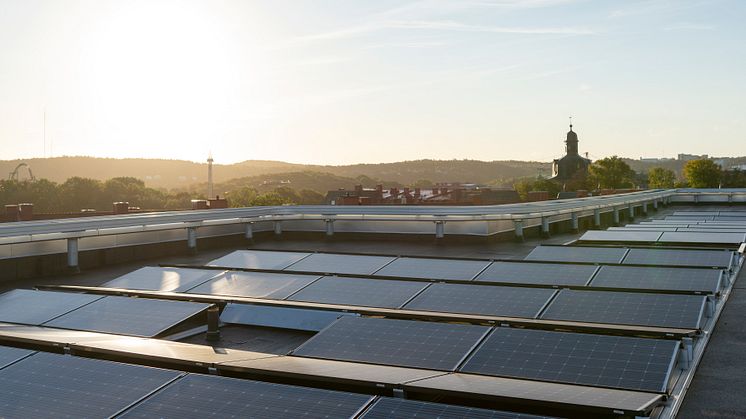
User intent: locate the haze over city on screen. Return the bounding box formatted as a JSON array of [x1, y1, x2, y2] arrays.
[[1, 0, 744, 165]]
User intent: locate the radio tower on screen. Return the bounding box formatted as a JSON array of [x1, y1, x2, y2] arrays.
[[207, 153, 214, 200]]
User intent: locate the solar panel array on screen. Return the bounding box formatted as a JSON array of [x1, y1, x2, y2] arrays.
[[0, 289, 102, 325], [102, 267, 223, 292], [285, 253, 396, 275], [622, 248, 732, 268], [293, 316, 490, 371], [187, 270, 321, 299], [362, 398, 552, 419], [208, 250, 311, 270], [590, 265, 722, 293], [525, 246, 627, 264], [460, 327, 678, 392], [373, 257, 491, 280], [288, 276, 428, 308], [475, 261, 597, 286]]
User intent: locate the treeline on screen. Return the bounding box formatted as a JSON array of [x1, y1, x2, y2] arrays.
[[0, 176, 327, 213], [513, 157, 746, 199]]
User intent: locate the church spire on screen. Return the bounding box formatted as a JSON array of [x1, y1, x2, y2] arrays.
[[569, 116, 573, 131]]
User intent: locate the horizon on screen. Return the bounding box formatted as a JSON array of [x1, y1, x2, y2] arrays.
[[1, 0, 745, 165]]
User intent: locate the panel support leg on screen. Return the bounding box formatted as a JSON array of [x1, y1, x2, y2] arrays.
[[206, 305, 221, 342]]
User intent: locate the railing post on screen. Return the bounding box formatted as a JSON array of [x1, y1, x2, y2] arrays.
[[514, 220, 524, 242], [642, 202, 648, 215], [653, 199, 659, 211], [435, 221, 445, 239], [593, 208, 601, 229], [187, 227, 197, 254], [325, 219, 335, 236], [244, 222, 254, 240], [541, 216, 550, 238], [67, 237, 80, 273], [274, 220, 282, 235], [613, 207, 620, 226], [628, 203, 634, 221], [571, 212, 579, 233]]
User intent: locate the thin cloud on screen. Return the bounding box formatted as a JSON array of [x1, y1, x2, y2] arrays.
[[664, 22, 715, 31], [389, 20, 594, 35]]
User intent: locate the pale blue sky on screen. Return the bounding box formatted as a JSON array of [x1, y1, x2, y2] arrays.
[[0, 0, 743, 164]]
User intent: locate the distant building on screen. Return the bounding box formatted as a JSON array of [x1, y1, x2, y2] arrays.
[[551, 123, 591, 182], [325, 183, 519, 206], [639, 157, 674, 162], [678, 153, 708, 161]]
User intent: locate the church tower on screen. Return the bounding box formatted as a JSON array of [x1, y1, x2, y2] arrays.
[[565, 123, 579, 155]]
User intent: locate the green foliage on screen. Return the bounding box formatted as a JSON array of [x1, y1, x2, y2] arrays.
[[647, 167, 676, 189], [721, 169, 746, 188], [683, 159, 722, 188], [589, 156, 636, 189], [513, 177, 561, 200]]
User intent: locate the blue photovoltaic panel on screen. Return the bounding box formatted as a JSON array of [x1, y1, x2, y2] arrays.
[[0, 346, 34, 369], [45, 296, 211, 337], [475, 262, 596, 286], [207, 250, 311, 270], [102, 267, 222, 292], [362, 398, 552, 419], [284, 253, 397, 275], [121, 373, 372, 419], [622, 248, 732, 268], [187, 270, 321, 299], [403, 283, 555, 318], [591, 265, 721, 293], [0, 289, 102, 325], [220, 303, 354, 332], [0, 352, 181, 418], [524, 246, 627, 264], [288, 276, 428, 308], [658, 232, 746, 245], [293, 316, 490, 371], [578, 231, 663, 243], [374, 257, 491, 280], [540, 290, 706, 329], [460, 328, 678, 393]]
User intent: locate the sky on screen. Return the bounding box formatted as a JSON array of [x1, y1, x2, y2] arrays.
[[0, 0, 744, 165]]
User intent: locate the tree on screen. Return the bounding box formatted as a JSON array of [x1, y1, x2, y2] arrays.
[[648, 167, 676, 189], [589, 156, 636, 189], [722, 169, 746, 188], [683, 159, 722, 188]]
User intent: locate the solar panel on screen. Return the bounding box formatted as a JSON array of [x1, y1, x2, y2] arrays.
[[0, 346, 34, 369], [207, 250, 311, 270], [284, 253, 397, 275], [187, 270, 321, 299], [0, 352, 181, 418], [591, 265, 722, 293], [293, 316, 490, 371], [373, 257, 491, 280], [120, 373, 372, 419], [45, 296, 212, 337], [578, 231, 663, 243], [475, 262, 597, 286], [287, 276, 428, 308], [0, 290, 102, 325], [403, 283, 556, 318], [540, 290, 706, 329], [658, 231, 746, 245], [622, 248, 732, 268], [460, 328, 677, 393], [524, 246, 627, 264], [362, 397, 550, 419], [102, 267, 223, 292]]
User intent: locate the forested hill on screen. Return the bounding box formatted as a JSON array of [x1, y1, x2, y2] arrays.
[[0, 157, 551, 189], [3, 156, 744, 190]]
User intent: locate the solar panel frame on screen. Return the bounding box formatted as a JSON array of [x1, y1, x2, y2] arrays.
[[284, 253, 397, 275], [102, 267, 224, 292], [540, 289, 706, 329], [186, 270, 322, 299], [287, 276, 429, 308], [0, 289, 103, 325], [362, 397, 551, 419], [45, 296, 212, 337], [207, 250, 312, 270], [590, 265, 722, 294], [474, 261, 597, 286], [373, 257, 492, 280], [0, 352, 182, 418], [120, 372, 374, 419], [459, 327, 679, 393], [524, 246, 628, 264], [402, 283, 556, 318], [292, 316, 491, 371]]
